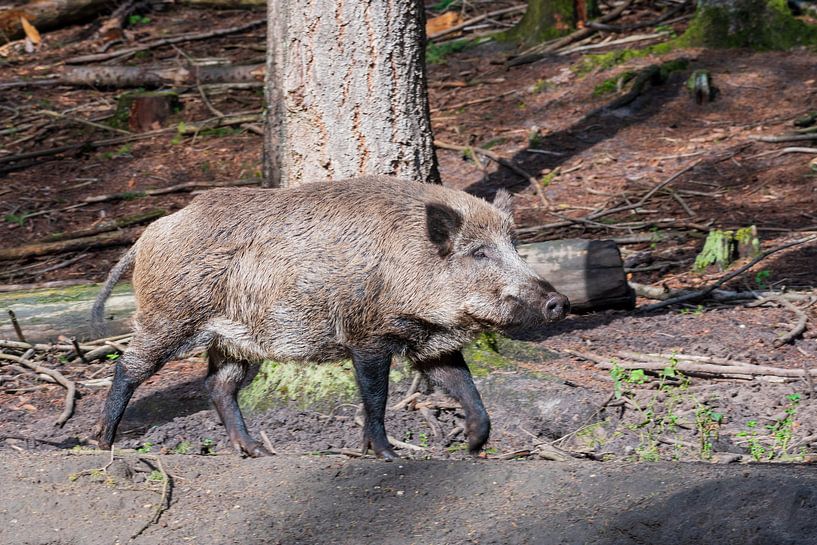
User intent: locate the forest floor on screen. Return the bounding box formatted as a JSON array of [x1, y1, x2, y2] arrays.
[[2, 2, 817, 544]]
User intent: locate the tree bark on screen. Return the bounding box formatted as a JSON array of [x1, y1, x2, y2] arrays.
[[503, 0, 599, 45], [263, 0, 440, 187], [678, 0, 817, 48]]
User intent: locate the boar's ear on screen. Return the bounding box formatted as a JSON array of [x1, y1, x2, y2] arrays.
[[425, 202, 463, 257], [492, 189, 513, 215]]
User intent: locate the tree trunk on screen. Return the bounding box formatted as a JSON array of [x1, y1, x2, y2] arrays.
[[678, 0, 817, 48], [262, 0, 440, 187], [502, 0, 599, 45]]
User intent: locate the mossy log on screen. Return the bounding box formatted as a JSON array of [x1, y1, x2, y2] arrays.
[[0, 283, 134, 342], [0, 239, 632, 341]]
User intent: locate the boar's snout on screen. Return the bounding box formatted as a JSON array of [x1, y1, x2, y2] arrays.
[[544, 292, 570, 321]]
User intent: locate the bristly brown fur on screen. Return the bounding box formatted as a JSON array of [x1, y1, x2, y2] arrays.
[[92, 176, 568, 457]]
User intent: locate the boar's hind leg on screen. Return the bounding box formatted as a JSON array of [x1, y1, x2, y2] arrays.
[[205, 347, 270, 457], [95, 335, 176, 450], [351, 350, 398, 461], [416, 351, 490, 454]]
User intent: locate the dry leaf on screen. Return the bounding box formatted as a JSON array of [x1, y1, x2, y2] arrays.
[[20, 16, 41, 45], [426, 11, 461, 36]]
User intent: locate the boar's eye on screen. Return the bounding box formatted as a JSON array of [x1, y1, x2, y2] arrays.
[[472, 246, 489, 260]]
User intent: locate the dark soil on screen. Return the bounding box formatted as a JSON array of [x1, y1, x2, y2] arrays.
[[2, 2, 817, 544], [2, 451, 817, 545]]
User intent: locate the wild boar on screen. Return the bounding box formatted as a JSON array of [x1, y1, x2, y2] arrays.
[[92, 176, 568, 459]]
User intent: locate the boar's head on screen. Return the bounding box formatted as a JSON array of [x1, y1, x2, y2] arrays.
[[424, 190, 569, 334]]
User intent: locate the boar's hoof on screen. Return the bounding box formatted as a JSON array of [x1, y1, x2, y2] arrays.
[[466, 418, 491, 455], [235, 440, 272, 458], [361, 437, 399, 461]]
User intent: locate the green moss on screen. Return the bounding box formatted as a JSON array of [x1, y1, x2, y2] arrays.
[[238, 358, 411, 413], [426, 38, 481, 64], [499, 0, 588, 45], [676, 0, 817, 49], [573, 419, 610, 450], [694, 229, 739, 272], [593, 71, 636, 96], [0, 282, 131, 306], [238, 360, 358, 412], [735, 226, 761, 255], [462, 333, 517, 378], [577, 42, 683, 75]]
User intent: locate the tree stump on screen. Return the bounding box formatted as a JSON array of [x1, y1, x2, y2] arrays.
[[518, 239, 635, 312], [113, 91, 180, 132]]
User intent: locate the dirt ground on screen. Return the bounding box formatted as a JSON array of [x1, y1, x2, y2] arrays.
[[2, 451, 816, 545], [2, 2, 817, 544]]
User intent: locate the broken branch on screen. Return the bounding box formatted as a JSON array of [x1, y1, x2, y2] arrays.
[[0, 352, 75, 426], [640, 235, 817, 312]]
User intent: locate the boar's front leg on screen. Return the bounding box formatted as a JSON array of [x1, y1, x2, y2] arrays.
[[351, 349, 398, 461], [416, 351, 490, 454], [205, 347, 270, 457]]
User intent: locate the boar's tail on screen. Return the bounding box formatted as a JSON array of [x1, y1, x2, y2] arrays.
[[91, 245, 137, 338]]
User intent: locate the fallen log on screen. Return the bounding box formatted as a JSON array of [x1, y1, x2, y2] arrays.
[[0, 230, 138, 262], [40, 209, 166, 242], [0, 283, 134, 342], [60, 63, 264, 89], [567, 349, 817, 380], [518, 239, 635, 312], [0, 0, 112, 42]]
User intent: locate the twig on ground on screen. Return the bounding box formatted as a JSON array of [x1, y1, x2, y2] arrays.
[[81, 179, 259, 205], [435, 139, 549, 208], [390, 391, 421, 411], [517, 159, 701, 236], [430, 90, 515, 114], [259, 430, 278, 455], [797, 348, 816, 395], [70, 337, 90, 365], [757, 297, 809, 347], [566, 348, 817, 380], [419, 407, 442, 437], [587, 0, 689, 32], [38, 109, 132, 136], [751, 133, 817, 144], [40, 210, 166, 243], [65, 19, 266, 64], [639, 236, 817, 312], [428, 5, 526, 41], [0, 352, 76, 426], [559, 31, 671, 55], [0, 112, 260, 174], [7, 310, 26, 343], [629, 282, 817, 303], [444, 425, 464, 447], [387, 435, 427, 452], [130, 455, 172, 540]]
